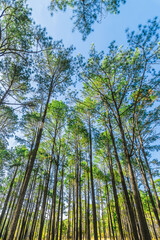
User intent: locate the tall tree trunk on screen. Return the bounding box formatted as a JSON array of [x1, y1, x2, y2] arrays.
[[106, 112, 139, 240], [147, 194, 159, 240], [67, 179, 71, 240], [133, 140, 160, 228], [89, 116, 98, 240], [6, 77, 54, 240], [0, 193, 14, 237], [97, 185, 101, 240], [18, 181, 34, 240], [105, 180, 115, 240], [29, 178, 43, 240], [106, 137, 124, 240], [137, 128, 160, 213], [87, 170, 91, 240], [100, 187, 107, 240], [55, 173, 63, 240], [73, 180, 76, 240], [0, 166, 18, 226], [38, 158, 52, 240], [51, 161, 59, 240], [79, 152, 82, 240], [75, 141, 79, 240], [116, 112, 151, 240], [59, 164, 64, 240]]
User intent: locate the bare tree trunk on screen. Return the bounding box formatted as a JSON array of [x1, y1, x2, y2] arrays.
[[0, 166, 18, 226], [117, 114, 151, 240], [67, 179, 71, 240], [89, 116, 98, 240], [59, 164, 64, 240], [38, 158, 52, 240], [29, 178, 43, 240], [107, 112, 139, 240], [137, 127, 160, 213], [106, 137, 124, 240], [6, 77, 54, 240]]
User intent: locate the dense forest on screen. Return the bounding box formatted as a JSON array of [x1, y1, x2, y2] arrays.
[[0, 0, 160, 239]]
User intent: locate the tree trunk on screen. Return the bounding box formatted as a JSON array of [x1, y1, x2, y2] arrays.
[[133, 140, 160, 228], [138, 128, 160, 213], [89, 116, 98, 240], [105, 180, 115, 240], [107, 112, 139, 240], [29, 178, 43, 240], [38, 158, 53, 240], [6, 77, 54, 240], [56, 173, 63, 240], [116, 113, 151, 240], [106, 137, 124, 240], [0, 166, 18, 226], [67, 179, 71, 240], [59, 164, 64, 240]]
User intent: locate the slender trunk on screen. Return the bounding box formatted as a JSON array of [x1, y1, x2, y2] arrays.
[[85, 183, 87, 240], [107, 112, 139, 240], [75, 142, 79, 240], [79, 153, 82, 240], [106, 181, 115, 240], [23, 193, 35, 240], [38, 159, 52, 240], [2, 190, 19, 240], [51, 162, 59, 240], [87, 164, 91, 240], [18, 174, 37, 240], [0, 166, 18, 226], [59, 165, 64, 240], [97, 186, 101, 240], [138, 128, 160, 212], [85, 169, 90, 240], [117, 113, 151, 240], [147, 192, 159, 240], [0, 193, 14, 237], [100, 187, 107, 240], [18, 189, 32, 240], [73, 181, 76, 240], [89, 116, 98, 240], [29, 179, 43, 240], [56, 175, 63, 240], [67, 180, 71, 240], [6, 78, 54, 240], [134, 140, 160, 228], [106, 137, 124, 240]]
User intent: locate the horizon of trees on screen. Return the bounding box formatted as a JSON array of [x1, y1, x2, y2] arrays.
[[0, 0, 160, 240]]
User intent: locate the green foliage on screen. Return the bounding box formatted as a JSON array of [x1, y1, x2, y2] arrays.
[[0, 0, 34, 57], [49, 0, 126, 40]]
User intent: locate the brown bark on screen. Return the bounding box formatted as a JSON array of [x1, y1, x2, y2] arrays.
[[6, 77, 54, 240], [138, 128, 160, 212], [107, 112, 139, 240], [89, 116, 98, 240], [67, 180, 71, 240], [29, 178, 43, 240], [106, 138, 124, 240], [116, 113, 151, 240], [0, 166, 18, 226], [38, 158, 52, 240]]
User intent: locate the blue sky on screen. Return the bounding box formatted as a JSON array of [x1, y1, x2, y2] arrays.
[[27, 0, 160, 57], [26, 0, 160, 163], [9, 0, 160, 157]]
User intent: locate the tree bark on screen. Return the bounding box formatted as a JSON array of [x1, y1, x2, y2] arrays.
[[6, 77, 54, 240], [89, 116, 98, 240], [0, 166, 18, 227]]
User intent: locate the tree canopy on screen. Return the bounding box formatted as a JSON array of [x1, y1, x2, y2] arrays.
[[0, 1, 160, 240]]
